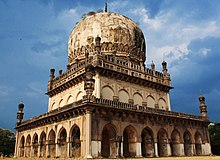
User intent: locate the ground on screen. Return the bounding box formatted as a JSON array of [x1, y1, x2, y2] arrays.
[[1, 156, 220, 160]]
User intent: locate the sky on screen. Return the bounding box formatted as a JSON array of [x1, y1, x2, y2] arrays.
[[0, 0, 220, 131]]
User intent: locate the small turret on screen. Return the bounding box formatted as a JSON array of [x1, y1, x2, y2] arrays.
[[162, 61, 167, 74], [16, 102, 24, 126], [151, 61, 155, 71], [199, 92, 207, 117]]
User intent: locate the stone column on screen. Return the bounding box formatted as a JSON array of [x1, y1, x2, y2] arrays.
[[154, 139, 159, 157], [37, 143, 41, 157], [85, 110, 93, 158], [56, 142, 59, 158], [67, 137, 70, 157], [135, 142, 142, 157], [116, 136, 122, 158], [95, 72, 101, 98], [46, 140, 49, 158]]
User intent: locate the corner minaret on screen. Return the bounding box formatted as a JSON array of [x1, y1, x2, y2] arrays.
[[199, 92, 207, 117], [16, 102, 24, 126]]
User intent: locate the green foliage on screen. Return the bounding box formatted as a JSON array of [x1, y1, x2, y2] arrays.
[[96, 9, 103, 13], [81, 13, 87, 19], [209, 122, 220, 155], [0, 128, 15, 156]]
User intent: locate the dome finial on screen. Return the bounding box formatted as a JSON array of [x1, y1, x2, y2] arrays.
[[105, 2, 108, 12]]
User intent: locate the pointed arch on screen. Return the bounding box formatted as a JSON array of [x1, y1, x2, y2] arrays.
[[40, 131, 46, 158], [33, 133, 38, 157], [48, 129, 56, 158], [25, 134, 31, 157], [67, 95, 74, 104], [141, 127, 155, 157], [101, 123, 117, 158], [59, 99, 65, 108], [102, 85, 114, 100], [159, 98, 167, 110], [70, 125, 81, 158], [76, 91, 83, 101], [123, 125, 137, 157], [19, 136, 25, 157], [157, 128, 168, 157], [147, 95, 155, 108], [58, 127, 67, 158], [171, 129, 181, 156], [119, 89, 129, 103], [184, 130, 193, 156], [133, 92, 143, 106], [195, 131, 202, 155], [51, 102, 56, 110]]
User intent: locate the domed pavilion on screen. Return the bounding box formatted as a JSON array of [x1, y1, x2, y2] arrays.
[[14, 11, 211, 159]]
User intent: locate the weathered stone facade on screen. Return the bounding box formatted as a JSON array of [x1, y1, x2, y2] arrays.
[[14, 12, 211, 159]]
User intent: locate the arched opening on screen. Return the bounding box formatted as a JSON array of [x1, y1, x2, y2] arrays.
[[141, 127, 155, 157], [158, 98, 167, 110], [40, 131, 46, 158], [33, 133, 38, 157], [123, 125, 137, 158], [171, 130, 181, 156], [70, 125, 81, 158], [102, 86, 114, 100], [184, 131, 193, 156], [157, 128, 168, 157], [58, 128, 67, 158], [19, 136, 25, 157], [101, 124, 117, 158], [119, 89, 129, 103], [59, 99, 65, 108], [48, 129, 56, 158], [133, 93, 143, 106], [147, 95, 155, 108], [195, 132, 202, 155], [25, 135, 31, 157], [67, 95, 74, 104], [51, 102, 56, 110], [76, 91, 83, 101]]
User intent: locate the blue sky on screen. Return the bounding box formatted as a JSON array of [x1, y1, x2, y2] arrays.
[[0, 0, 220, 131]]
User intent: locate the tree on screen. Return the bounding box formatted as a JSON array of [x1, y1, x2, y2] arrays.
[[0, 128, 15, 156], [209, 122, 220, 155]]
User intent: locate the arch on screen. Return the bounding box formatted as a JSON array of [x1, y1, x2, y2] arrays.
[[58, 127, 67, 158], [40, 131, 46, 158], [19, 136, 25, 157], [147, 95, 155, 108], [123, 125, 137, 157], [59, 99, 65, 108], [48, 129, 56, 158], [67, 95, 74, 104], [171, 129, 181, 156], [157, 128, 168, 157], [70, 125, 81, 158], [101, 123, 117, 158], [51, 102, 56, 110], [25, 134, 31, 157], [184, 130, 193, 156], [76, 91, 83, 101], [195, 132, 202, 155], [33, 133, 38, 157], [133, 92, 143, 106], [141, 127, 155, 157], [119, 89, 129, 103], [102, 86, 114, 100], [159, 98, 167, 110]]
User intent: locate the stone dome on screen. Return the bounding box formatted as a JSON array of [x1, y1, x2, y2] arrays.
[[68, 12, 146, 64]]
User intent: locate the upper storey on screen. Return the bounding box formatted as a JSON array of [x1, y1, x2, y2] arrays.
[[68, 12, 146, 65]]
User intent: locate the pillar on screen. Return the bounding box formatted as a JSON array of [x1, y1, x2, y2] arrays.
[[14, 132, 18, 157], [95, 72, 101, 98], [46, 140, 49, 158], [85, 110, 92, 158], [37, 143, 40, 157], [154, 142, 159, 157], [135, 142, 142, 157], [56, 143, 59, 158], [67, 137, 70, 157]]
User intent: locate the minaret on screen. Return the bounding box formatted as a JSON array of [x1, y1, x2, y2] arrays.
[[16, 102, 24, 126], [151, 61, 155, 71], [162, 60, 167, 75], [199, 92, 207, 117]]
